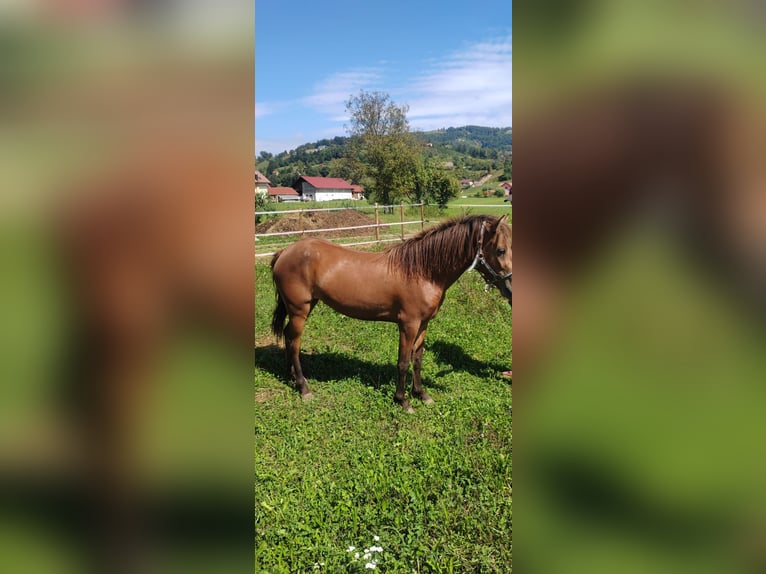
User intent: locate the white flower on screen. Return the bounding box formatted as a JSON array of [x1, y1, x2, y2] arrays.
[[365, 562, 377, 569], [363, 552, 372, 560], [369, 546, 383, 553], [373, 535, 380, 542], [346, 546, 356, 553], [354, 552, 360, 560]]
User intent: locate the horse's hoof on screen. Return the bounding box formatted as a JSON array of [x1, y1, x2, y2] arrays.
[[422, 396, 435, 405], [301, 392, 314, 401], [403, 404, 415, 414]]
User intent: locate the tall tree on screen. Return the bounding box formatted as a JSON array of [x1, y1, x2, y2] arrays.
[[345, 91, 421, 208]]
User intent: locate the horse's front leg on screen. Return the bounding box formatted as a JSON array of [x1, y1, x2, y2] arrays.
[[395, 323, 418, 413], [411, 323, 433, 404]]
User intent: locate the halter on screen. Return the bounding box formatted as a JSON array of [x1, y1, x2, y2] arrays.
[[466, 222, 513, 287]]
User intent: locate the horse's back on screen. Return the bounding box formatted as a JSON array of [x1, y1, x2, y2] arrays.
[[272, 238, 349, 295], [272, 237, 329, 277], [273, 238, 374, 276]]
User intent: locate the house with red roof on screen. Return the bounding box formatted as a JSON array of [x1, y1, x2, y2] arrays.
[[255, 170, 271, 198], [268, 186, 301, 202], [295, 176, 355, 202]]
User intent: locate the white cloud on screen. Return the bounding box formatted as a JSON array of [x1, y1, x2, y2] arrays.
[[255, 100, 291, 119], [406, 37, 512, 129], [255, 133, 307, 156], [302, 68, 383, 118], [255, 102, 272, 119]]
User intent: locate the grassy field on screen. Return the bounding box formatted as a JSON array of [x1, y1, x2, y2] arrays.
[[255, 257, 513, 572]]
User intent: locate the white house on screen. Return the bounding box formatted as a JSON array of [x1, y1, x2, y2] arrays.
[[255, 170, 271, 197], [295, 176, 354, 202]]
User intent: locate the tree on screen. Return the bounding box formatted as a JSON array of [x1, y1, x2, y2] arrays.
[[345, 91, 421, 210], [501, 156, 512, 181], [429, 170, 461, 208], [413, 159, 437, 204], [329, 156, 365, 184], [346, 90, 409, 139], [413, 157, 461, 208]]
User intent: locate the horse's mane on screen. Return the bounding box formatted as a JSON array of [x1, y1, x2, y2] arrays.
[[385, 214, 495, 281]]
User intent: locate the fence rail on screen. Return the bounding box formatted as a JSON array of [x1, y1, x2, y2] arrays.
[[255, 202, 509, 258], [256, 220, 425, 239]]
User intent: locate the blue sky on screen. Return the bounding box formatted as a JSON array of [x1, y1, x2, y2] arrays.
[[255, 1, 512, 155]]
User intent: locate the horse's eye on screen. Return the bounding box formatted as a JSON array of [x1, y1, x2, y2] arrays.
[[497, 249, 506, 256]]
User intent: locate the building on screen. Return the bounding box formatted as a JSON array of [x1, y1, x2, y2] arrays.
[[255, 170, 271, 197], [501, 181, 512, 202], [350, 185, 364, 200], [295, 176, 355, 202], [269, 186, 301, 202]]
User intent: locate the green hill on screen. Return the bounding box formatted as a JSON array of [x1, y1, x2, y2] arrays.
[[256, 127, 512, 188], [419, 125, 512, 150]]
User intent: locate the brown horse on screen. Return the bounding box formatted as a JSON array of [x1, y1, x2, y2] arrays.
[[270, 214, 512, 412]]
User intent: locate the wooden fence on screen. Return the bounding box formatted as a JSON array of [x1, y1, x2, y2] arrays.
[[255, 202, 509, 258], [255, 203, 428, 258]]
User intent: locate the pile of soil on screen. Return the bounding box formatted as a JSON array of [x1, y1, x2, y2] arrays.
[[256, 209, 378, 239]]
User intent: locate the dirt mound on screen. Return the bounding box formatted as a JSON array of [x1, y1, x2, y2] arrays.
[[256, 209, 377, 239]]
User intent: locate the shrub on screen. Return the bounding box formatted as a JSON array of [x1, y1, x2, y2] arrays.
[[255, 193, 274, 223]]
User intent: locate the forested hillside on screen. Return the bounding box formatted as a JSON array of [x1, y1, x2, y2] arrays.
[[422, 125, 512, 150], [256, 126, 512, 188]]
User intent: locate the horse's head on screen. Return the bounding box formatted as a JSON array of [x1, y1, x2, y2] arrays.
[[479, 214, 512, 305]]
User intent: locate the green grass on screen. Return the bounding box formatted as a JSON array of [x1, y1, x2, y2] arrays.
[[260, 197, 509, 211], [450, 196, 508, 205], [255, 262, 512, 572], [442, 198, 511, 219]]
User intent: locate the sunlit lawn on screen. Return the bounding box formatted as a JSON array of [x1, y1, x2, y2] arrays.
[[255, 259, 513, 573]]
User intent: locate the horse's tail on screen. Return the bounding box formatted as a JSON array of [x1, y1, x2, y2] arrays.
[[270, 250, 287, 341]]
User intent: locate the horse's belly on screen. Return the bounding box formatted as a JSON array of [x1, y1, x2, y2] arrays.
[[320, 295, 397, 322], [312, 262, 416, 322]]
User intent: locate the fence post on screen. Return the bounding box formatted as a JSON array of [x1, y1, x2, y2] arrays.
[[299, 208, 304, 237], [400, 203, 405, 241], [374, 203, 380, 243], [420, 202, 425, 232]]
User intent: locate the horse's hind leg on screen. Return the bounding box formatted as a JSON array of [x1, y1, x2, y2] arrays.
[[284, 300, 316, 399], [411, 324, 434, 404]]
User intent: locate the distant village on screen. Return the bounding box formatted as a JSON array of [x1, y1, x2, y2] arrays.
[[256, 170, 511, 203], [255, 171, 364, 203]]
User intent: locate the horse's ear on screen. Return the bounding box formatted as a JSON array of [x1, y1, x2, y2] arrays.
[[491, 214, 509, 231]]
